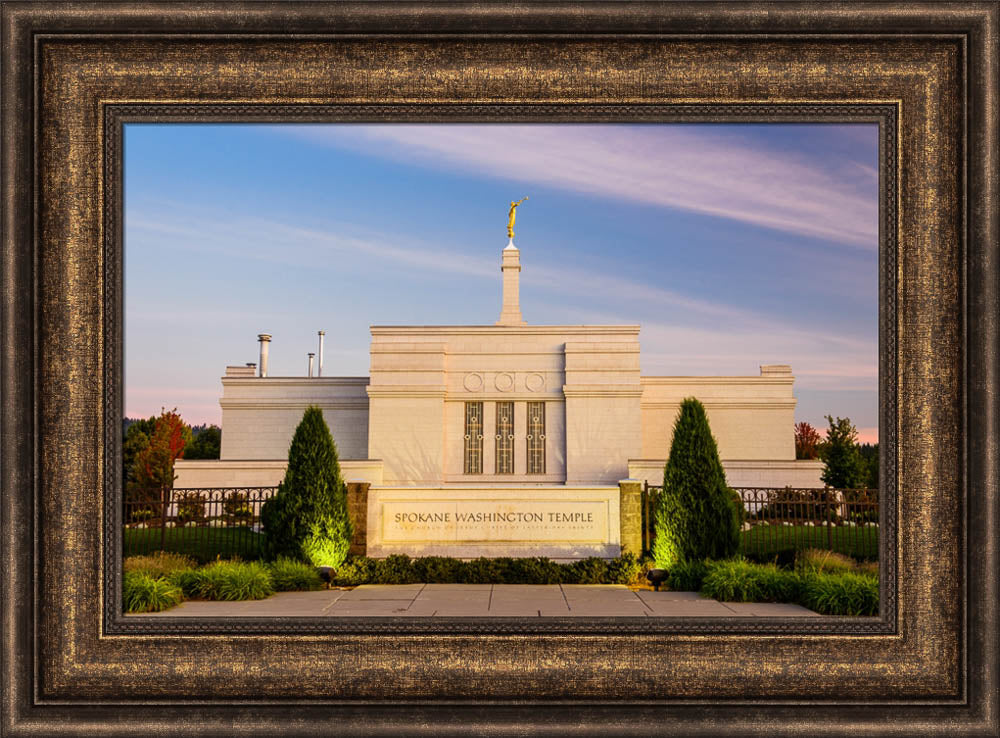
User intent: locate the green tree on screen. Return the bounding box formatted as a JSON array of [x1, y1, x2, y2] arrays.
[[183, 425, 221, 459], [652, 397, 741, 569], [858, 442, 879, 489], [820, 415, 867, 488], [123, 416, 156, 493], [261, 406, 352, 567]]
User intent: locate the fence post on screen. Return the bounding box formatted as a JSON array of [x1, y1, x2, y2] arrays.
[[618, 479, 642, 557], [159, 485, 168, 555], [823, 487, 836, 551]]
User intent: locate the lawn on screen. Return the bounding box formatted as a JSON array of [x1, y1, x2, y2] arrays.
[[741, 524, 878, 560], [124, 526, 266, 563]]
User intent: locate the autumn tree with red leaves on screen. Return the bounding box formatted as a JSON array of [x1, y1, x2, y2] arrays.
[[794, 421, 823, 460], [126, 408, 192, 503]]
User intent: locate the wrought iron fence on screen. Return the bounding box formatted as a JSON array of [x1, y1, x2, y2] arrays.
[[123, 486, 278, 562], [641, 484, 880, 561]]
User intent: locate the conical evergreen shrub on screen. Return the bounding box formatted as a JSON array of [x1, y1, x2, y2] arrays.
[[261, 406, 353, 567], [652, 397, 741, 568]]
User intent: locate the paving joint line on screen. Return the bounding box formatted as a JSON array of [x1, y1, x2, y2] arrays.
[[559, 584, 571, 612], [404, 583, 427, 611], [633, 590, 655, 614]]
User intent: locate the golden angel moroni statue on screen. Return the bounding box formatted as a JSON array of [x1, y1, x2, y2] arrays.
[[507, 197, 528, 239]]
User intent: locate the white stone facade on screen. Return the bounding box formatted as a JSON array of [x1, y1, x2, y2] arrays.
[[176, 243, 823, 492]]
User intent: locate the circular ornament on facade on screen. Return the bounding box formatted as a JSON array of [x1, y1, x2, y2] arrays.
[[494, 372, 515, 392], [463, 373, 484, 392], [525, 373, 545, 392]]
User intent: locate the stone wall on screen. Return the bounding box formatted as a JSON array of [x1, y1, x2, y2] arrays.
[[618, 479, 642, 556], [640, 367, 798, 462], [218, 376, 370, 461], [627, 458, 825, 489], [346, 482, 370, 555], [173, 459, 384, 488]]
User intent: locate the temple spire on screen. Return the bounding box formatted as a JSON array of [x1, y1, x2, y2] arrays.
[[497, 239, 526, 326]]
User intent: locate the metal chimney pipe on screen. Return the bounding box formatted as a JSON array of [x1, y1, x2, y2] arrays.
[[257, 333, 271, 377], [317, 330, 325, 377], [308, 352, 315, 378]]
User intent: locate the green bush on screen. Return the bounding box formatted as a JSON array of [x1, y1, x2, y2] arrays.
[[744, 548, 797, 569], [605, 552, 642, 585], [268, 557, 324, 592], [130, 507, 156, 524], [329, 554, 642, 586], [729, 488, 747, 527], [262, 407, 352, 567], [653, 397, 740, 568], [856, 561, 879, 577], [462, 557, 504, 584], [123, 571, 183, 613], [167, 567, 206, 599], [300, 512, 353, 570], [178, 560, 274, 601], [506, 557, 564, 584], [124, 552, 196, 578], [750, 487, 843, 523], [666, 559, 709, 592], [564, 557, 608, 584], [700, 559, 803, 603], [175, 491, 207, 527], [795, 548, 858, 576], [374, 554, 421, 584], [799, 571, 879, 616], [411, 556, 465, 583], [333, 556, 379, 586], [223, 491, 253, 526]]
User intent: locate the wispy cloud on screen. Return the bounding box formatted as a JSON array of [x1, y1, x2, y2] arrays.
[[129, 202, 847, 333], [284, 125, 878, 248], [546, 308, 876, 392], [127, 202, 876, 427], [127, 210, 496, 280]]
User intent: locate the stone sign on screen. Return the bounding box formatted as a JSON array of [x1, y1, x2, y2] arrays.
[[367, 486, 621, 559]]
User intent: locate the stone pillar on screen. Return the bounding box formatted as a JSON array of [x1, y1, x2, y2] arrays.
[[496, 240, 527, 326], [619, 479, 642, 557], [346, 482, 370, 556]]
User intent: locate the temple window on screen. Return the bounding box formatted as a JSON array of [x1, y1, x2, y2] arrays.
[[464, 402, 483, 474], [495, 401, 514, 474], [526, 401, 546, 474]]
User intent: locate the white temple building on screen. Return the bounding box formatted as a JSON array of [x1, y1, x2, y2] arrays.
[[174, 239, 824, 495]]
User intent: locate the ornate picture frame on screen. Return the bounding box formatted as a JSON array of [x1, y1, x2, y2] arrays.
[[2, 2, 996, 735]]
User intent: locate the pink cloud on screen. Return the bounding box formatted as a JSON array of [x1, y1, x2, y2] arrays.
[[125, 386, 221, 426], [855, 427, 879, 444], [289, 124, 878, 248]]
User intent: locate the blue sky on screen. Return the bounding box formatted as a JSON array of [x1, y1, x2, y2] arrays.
[[124, 123, 879, 441]]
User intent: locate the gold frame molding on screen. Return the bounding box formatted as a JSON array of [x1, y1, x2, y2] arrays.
[[2, 2, 996, 735]]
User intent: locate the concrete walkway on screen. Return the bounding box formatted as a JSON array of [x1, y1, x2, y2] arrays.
[[137, 584, 819, 617]]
